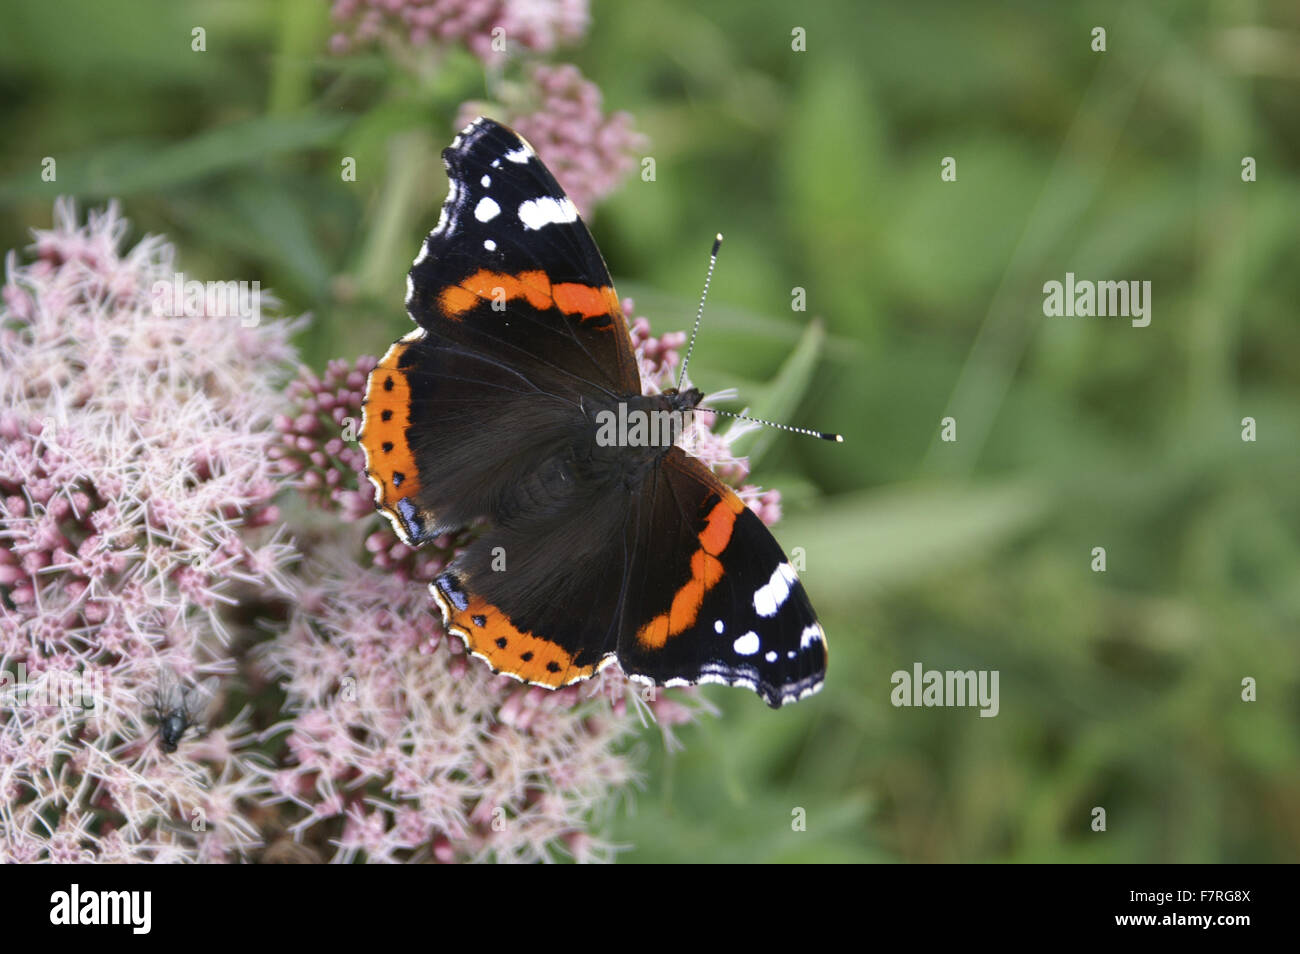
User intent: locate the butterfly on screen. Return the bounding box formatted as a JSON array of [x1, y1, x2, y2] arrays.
[[359, 118, 827, 707]]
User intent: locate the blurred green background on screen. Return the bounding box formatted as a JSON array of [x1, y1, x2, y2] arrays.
[[2, 0, 1297, 862]]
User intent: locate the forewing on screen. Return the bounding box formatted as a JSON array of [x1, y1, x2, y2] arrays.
[[406, 117, 639, 396], [361, 118, 641, 545]]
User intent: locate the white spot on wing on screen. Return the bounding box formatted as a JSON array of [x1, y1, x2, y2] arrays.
[[480, 174, 491, 187], [733, 632, 760, 656], [800, 624, 823, 649], [504, 144, 532, 164], [517, 196, 578, 230], [753, 562, 797, 617], [483, 239, 496, 251], [714, 619, 725, 634], [765, 651, 778, 663], [474, 197, 500, 222]]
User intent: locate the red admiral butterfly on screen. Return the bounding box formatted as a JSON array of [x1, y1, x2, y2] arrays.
[[360, 118, 828, 707]]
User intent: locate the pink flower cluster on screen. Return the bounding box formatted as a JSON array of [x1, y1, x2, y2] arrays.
[[458, 63, 647, 217], [256, 553, 652, 862], [329, 0, 589, 60], [0, 200, 297, 862]]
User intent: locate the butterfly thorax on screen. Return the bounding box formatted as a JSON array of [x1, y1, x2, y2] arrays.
[[580, 386, 703, 483]]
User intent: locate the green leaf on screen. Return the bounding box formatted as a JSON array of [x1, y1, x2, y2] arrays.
[[225, 177, 335, 297], [778, 480, 1052, 599]]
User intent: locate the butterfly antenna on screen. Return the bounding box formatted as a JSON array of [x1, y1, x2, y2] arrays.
[[677, 233, 722, 391], [698, 407, 843, 442], [678, 233, 843, 443]]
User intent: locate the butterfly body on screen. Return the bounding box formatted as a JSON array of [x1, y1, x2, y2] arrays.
[[360, 118, 827, 707]]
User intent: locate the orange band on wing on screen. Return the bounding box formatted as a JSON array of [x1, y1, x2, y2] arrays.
[[360, 341, 422, 505], [434, 578, 601, 688], [438, 269, 617, 322], [552, 282, 621, 319], [636, 491, 744, 650]]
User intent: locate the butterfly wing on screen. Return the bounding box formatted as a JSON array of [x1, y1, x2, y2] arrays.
[[408, 119, 637, 377], [613, 449, 827, 707], [361, 118, 640, 545], [433, 448, 827, 706]]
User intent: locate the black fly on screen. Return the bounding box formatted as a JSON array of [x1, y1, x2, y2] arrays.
[[152, 667, 219, 753]]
